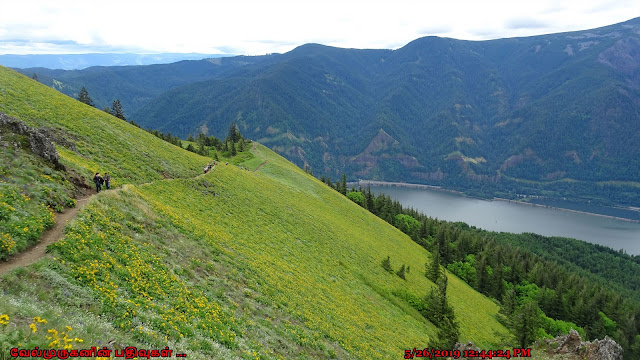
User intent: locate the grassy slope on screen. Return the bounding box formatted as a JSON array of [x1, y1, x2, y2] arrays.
[[0, 67, 510, 358], [0, 66, 205, 185]]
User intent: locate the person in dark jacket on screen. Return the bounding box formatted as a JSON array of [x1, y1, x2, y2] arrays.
[[103, 173, 111, 189], [93, 173, 103, 193]]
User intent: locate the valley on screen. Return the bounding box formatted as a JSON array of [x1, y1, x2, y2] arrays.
[[17, 17, 640, 208], [2, 14, 640, 360]]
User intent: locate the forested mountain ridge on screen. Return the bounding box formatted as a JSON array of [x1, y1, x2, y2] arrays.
[[15, 54, 276, 115], [19, 18, 640, 205], [131, 17, 640, 205], [1, 53, 228, 70]]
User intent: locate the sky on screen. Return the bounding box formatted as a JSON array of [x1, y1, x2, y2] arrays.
[[1, 0, 639, 55]]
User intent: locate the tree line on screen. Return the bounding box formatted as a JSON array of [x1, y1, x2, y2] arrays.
[[320, 175, 640, 358], [76, 87, 251, 159]]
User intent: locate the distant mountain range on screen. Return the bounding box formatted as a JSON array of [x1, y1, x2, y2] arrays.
[[14, 18, 640, 205], [2, 53, 229, 70]]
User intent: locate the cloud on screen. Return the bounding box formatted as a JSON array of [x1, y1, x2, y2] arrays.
[[0, 0, 638, 55], [504, 17, 550, 30], [417, 25, 454, 36]]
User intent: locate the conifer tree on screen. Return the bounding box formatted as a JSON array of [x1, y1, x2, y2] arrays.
[[435, 314, 460, 349], [513, 300, 540, 348], [381, 255, 393, 273], [231, 141, 237, 156], [424, 273, 459, 348], [111, 99, 126, 120], [77, 87, 95, 107], [339, 173, 347, 195], [427, 245, 442, 283], [214, 152, 219, 161], [228, 121, 240, 143], [396, 264, 406, 280], [32, 73, 39, 82]]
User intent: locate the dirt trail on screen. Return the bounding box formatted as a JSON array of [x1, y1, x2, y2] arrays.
[[0, 195, 93, 276], [1, 145, 267, 276], [252, 143, 268, 172]]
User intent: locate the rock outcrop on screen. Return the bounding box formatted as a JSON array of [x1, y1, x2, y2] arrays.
[[538, 329, 623, 360], [0, 112, 62, 168], [452, 329, 623, 359]]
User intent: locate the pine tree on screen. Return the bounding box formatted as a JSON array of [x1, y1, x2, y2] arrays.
[[500, 288, 517, 318], [396, 264, 406, 280], [228, 121, 240, 143], [476, 255, 488, 294], [198, 142, 208, 156], [435, 314, 460, 349], [238, 138, 245, 151], [365, 186, 375, 213], [230, 141, 237, 156], [423, 274, 459, 348], [111, 99, 126, 120], [381, 256, 393, 273], [214, 152, 219, 161], [427, 244, 442, 283], [513, 300, 540, 348], [32, 73, 39, 82], [339, 173, 347, 195], [77, 87, 95, 107]]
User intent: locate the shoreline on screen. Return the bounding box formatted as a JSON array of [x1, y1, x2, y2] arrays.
[[355, 180, 640, 224], [492, 197, 640, 224]]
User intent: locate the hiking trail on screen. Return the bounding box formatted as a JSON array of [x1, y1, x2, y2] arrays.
[[252, 143, 268, 172], [2, 145, 268, 276], [0, 195, 93, 276]]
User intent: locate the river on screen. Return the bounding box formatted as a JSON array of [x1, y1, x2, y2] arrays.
[[367, 184, 640, 255]]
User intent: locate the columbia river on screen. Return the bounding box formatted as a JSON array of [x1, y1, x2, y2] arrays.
[[367, 184, 640, 255]]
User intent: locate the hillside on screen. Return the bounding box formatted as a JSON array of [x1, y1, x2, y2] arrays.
[[0, 67, 511, 358], [129, 18, 640, 206], [15, 55, 275, 115]]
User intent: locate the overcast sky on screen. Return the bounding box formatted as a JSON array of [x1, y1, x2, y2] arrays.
[[1, 0, 639, 55]]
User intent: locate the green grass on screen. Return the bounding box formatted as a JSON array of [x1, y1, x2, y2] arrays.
[[0, 66, 207, 185], [0, 65, 210, 258], [0, 133, 75, 259], [0, 66, 511, 358]]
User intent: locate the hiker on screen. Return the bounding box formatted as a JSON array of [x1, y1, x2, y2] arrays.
[[104, 173, 111, 189], [93, 173, 103, 193]]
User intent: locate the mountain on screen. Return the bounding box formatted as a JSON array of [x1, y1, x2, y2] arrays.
[[0, 66, 510, 357], [0, 53, 229, 70], [2, 66, 639, 358], [130, 18, 640, 206], [14, 55, 276, 116]]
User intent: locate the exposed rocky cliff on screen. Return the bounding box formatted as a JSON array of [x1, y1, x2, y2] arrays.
[[0, 112, 62, 168], [453, 329, 623, 359], [537, 329, 624, 360]]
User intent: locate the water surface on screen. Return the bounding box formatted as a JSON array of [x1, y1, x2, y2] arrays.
[[369, 185, 640, 255]]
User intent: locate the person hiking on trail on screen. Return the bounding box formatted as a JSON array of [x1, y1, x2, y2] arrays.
[[103, 173, 111, 189], [93, 173, 103, 193]]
